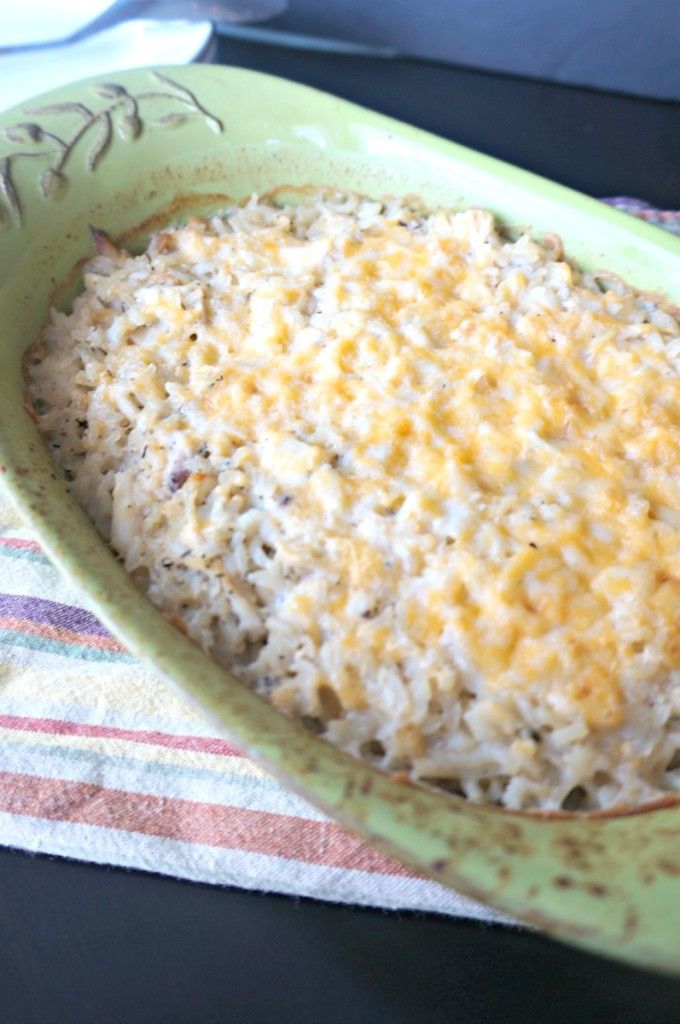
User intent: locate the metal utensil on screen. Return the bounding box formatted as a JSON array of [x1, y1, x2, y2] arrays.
[[1, 0, 287, 54]]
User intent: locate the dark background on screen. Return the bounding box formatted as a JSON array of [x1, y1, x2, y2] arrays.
[[2, 846, 680, 1024], [262, 0, 680, 100], [1, 33, 679, 1024], [219, 33, 679, 207]]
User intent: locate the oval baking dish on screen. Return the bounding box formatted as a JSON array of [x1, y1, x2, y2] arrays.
[[0, 65, 678, 973]]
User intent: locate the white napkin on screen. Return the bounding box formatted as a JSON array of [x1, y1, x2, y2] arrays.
[[0, 10, 213, 114], [1, 1, 114, 48]]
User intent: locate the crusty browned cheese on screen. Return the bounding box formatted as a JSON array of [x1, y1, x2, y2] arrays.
[[89, 226, 127, 261]]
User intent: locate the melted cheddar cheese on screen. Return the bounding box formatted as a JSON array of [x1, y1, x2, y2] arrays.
[[30, 194, 680, 809]]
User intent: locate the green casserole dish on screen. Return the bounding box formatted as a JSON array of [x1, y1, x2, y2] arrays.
[[0, 64, 678, 973]]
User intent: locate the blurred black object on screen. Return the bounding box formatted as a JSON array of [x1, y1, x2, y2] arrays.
[[230, 0, 680, 101], [214, 33, 680, 209]]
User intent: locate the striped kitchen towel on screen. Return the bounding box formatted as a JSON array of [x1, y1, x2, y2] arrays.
[[0, 497, 502, 920], [0, 200, 677, 919]]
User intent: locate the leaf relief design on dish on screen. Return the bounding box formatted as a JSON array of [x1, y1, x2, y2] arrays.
[[0, 72, 223, 226]]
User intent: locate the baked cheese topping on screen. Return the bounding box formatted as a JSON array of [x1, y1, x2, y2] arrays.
[[28, 194, 680, 810]]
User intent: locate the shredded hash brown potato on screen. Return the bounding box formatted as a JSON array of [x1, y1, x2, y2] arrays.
[[27, 192, 680, 810]]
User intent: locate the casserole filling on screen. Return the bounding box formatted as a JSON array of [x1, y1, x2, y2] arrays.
[[27, 193, 680, 810]]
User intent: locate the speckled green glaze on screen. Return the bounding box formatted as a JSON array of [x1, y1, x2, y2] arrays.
[[0, 65, 679, 974]]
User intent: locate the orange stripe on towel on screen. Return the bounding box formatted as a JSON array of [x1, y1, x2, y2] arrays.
[[0, 771, 413, 877]]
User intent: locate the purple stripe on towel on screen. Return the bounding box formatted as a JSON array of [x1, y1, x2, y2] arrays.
[[0, 593, 111, 638]]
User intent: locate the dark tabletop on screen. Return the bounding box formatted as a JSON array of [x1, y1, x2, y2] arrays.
[[1, 35, 680, 1024]]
